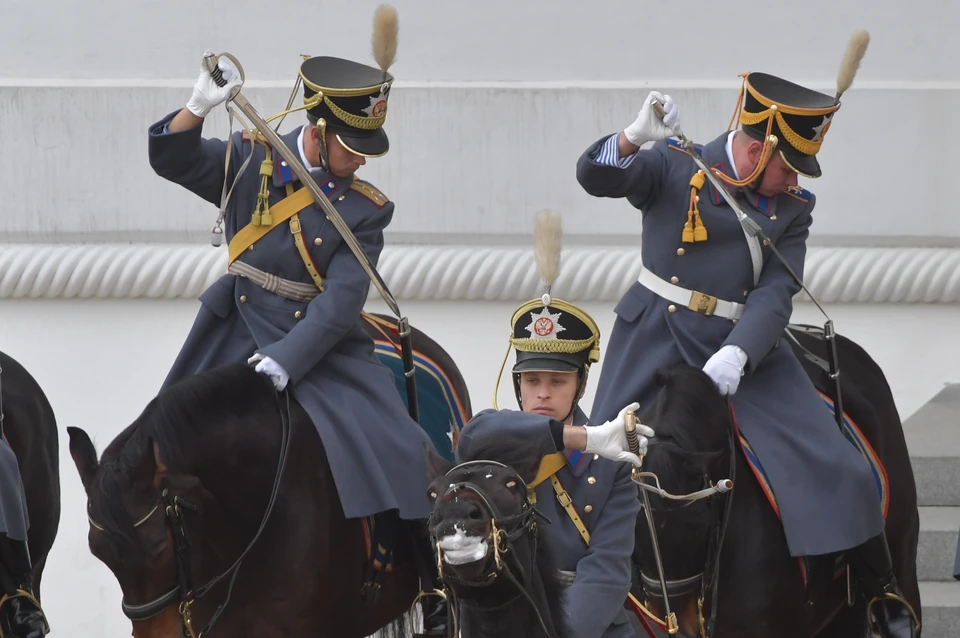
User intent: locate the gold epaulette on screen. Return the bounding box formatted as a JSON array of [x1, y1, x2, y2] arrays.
[[783, 184, 812, 203], [349, 178, 389, 208]]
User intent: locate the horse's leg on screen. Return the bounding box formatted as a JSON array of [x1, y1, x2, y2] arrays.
[[714, 469, 810, 638]]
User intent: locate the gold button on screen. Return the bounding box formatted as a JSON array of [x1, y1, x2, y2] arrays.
[[294, 311, 303, 319], [587, 476, 597, 485], [670, 276, 679, 284], [744, 290, 749, 297], [763, 239, 770, 246], [314, 237, 323, 246], [593, 454, 599, 461], [584, 505, 593, 513], [280, 160, 287, 167], [328, 181, 335, 188], [677, 247, 685, 256], [248, 245, 255, 251], [239, 295, 247, 303], [771, 215, 777, 220], [731, 319, 738, 324], [338, 195, 346, 201], [668, 304, 677, 313]]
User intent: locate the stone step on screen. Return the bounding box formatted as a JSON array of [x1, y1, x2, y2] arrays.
[[903, 383, 960, 508], [918, 507, 960, 582], [919, 580, 960, 638]]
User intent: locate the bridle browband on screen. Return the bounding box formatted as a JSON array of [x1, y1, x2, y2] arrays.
[[631, 401, 737, 638], [86, 387, 294, 637], [430, 459, 559, 638]]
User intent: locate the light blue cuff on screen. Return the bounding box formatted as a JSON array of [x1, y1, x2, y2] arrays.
[[593, 133, 638, 168]]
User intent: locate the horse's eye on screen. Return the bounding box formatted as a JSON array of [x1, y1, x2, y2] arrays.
[[505, 480, 517, 488]]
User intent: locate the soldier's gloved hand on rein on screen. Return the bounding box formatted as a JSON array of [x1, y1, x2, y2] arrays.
[[703, 345, 748, 395], [186, 50, 242, 118], [584, 402, 655, 467], [247, 354, 290, 391], [623, 91, 681, 147]]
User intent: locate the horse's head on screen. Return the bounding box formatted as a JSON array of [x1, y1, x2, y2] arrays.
[[423, 426, 567, 638], [425, 448, 541, 591], [66, 364, 277, 638], [68, 422, 215, 637], [634, 364, 735, 637]]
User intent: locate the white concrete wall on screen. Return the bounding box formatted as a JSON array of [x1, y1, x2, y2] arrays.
[[3, 298, 960, 635], [3, 0, 960, 243], [2, 0, 959, 634]]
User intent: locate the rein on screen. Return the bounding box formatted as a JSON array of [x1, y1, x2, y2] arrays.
[[630, 401, 737, 638], [431, 459, 559, 638], [87, 386, 294, 637]]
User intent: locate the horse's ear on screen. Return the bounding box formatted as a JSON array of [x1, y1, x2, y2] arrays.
[[67, 426, 99, 490], [422, 442, 452, 481]]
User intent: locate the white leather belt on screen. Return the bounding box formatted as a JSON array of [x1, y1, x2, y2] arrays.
[[637, 267, 744, 321]]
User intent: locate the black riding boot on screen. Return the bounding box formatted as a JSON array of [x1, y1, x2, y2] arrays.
[[0, 537, 47, 638], [408, 520, 450, 638], [849, 532, 919, 638]]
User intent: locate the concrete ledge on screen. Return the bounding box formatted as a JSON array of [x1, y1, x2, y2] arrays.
[[919, 581, 960, 638], [918, 507, 960, 582]]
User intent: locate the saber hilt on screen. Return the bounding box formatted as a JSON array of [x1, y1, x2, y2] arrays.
[[624, 409, 643, 480], [205, 52, 227, 87]]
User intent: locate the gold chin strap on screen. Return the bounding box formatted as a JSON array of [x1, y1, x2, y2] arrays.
[[719, 73, 780, 188]]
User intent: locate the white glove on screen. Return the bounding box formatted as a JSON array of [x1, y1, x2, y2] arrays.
[[623, 91, 681, 147], [185, 51, 242, 118], [583, 402, 655, 467], [703, 345, 748, 395], [247, 354, 290, 391]]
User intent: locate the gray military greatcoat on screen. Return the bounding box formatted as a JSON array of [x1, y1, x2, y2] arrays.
[[0, 443, 29, 541], [576, 131, 884, 557], [456, 407, 639, 638], [147, 111, 436, 521]]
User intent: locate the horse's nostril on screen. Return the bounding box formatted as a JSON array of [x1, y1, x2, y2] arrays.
[[468, 502, 485, 520]]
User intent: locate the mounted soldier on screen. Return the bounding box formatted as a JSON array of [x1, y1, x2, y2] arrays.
[[455, 211, 649, 637], [146, 6, 447, 635], [575, 33, 919, 638], [0, 443, 47, 638]]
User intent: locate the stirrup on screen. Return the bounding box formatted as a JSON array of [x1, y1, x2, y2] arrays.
[[866, 591, 920, 636], [410, 588, 455, 638], [0, 588, 51, 636]]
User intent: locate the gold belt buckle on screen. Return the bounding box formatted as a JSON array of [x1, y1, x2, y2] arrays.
[[687, 290, 718, 315]]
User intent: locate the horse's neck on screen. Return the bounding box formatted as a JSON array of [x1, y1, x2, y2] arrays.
[[456, 567, 562, 638]]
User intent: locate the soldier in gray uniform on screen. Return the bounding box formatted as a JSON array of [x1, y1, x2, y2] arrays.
[[575, 72, 918, 637], [456, 219, 648, 637], [146, 15, 447, 635], [0, 442, 47, 637]]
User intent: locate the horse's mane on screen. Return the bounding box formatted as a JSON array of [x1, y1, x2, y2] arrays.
[[93, 363, 277, 551], [454, 429, 543, 486], [641, 364, 731, 456]]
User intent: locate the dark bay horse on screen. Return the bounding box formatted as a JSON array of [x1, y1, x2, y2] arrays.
[[425, 443, 570, 638], [0, 351, 61, 606], [630, 324, 920, 638], [67, 316, 472, 638]]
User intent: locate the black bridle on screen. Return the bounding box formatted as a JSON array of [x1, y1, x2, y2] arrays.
[[429, 459, 559, 638], [633, 401, 737, 638], [87, 388, 293, 637]]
